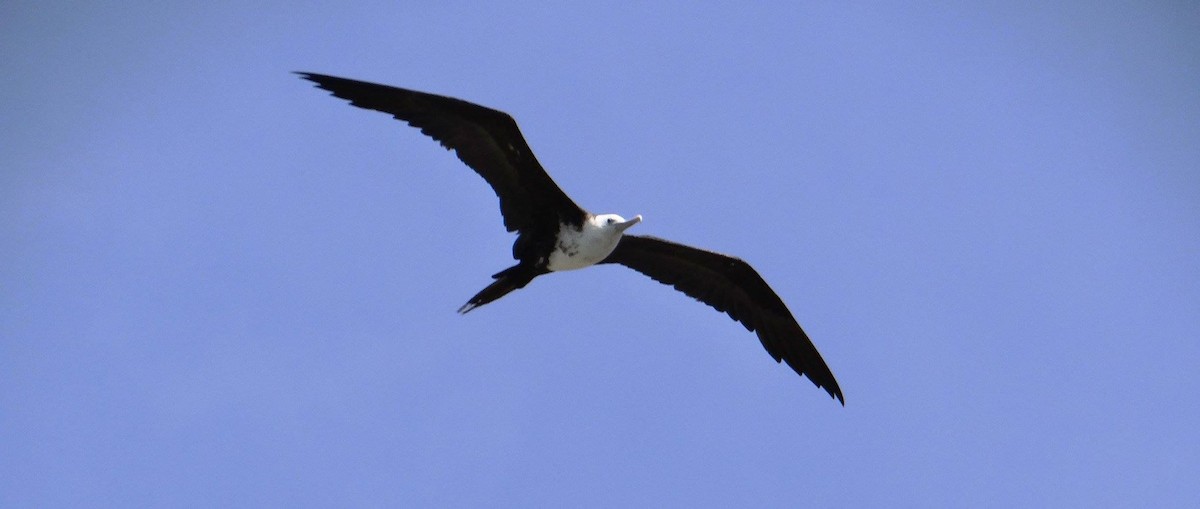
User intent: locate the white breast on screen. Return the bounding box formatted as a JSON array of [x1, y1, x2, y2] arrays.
[[547, 221, 622, 271]]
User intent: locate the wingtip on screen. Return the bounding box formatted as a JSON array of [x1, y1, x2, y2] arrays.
[[823, 381, 845, 406], [294, 71, 321, 83]]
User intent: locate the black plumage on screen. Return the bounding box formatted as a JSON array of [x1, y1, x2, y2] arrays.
[[298, 72, 843, 404]]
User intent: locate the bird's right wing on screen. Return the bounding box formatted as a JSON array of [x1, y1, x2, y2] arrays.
[[601, 234, 843, 404], [297, 72, 586, 232]]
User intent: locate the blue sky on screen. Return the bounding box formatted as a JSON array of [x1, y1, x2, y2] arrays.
[[3, 2, 1198, 506]]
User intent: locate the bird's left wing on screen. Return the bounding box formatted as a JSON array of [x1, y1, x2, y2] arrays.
[[600, 234, 843, 404], [297, 72, 586, 233]]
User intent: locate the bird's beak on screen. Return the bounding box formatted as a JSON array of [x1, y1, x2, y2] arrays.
[[616, 214, 642, 232]]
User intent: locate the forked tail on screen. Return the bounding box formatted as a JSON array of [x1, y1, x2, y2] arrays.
[[458, 264, 545, 314]]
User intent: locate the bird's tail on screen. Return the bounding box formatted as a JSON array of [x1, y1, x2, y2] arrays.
[[458, 264, 545, 314]]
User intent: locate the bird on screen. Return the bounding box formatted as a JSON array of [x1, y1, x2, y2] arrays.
[[297, 72, 844, 404]]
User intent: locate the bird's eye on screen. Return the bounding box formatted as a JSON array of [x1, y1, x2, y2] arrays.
[[607, 218, 616, 225]]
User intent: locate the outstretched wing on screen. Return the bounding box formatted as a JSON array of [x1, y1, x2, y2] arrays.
[[297, 72, 587, 233], [601, 234, 843, 404]]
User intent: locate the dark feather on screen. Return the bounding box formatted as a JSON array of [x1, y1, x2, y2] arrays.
[[296, 72, 586, 234], [601, 235, 844, 404]]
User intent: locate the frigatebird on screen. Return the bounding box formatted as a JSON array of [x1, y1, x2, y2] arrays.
[[298, 72, 844, 404]]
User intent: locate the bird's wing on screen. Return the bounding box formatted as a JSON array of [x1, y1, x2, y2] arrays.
[[297, 72, 586, 232], [600, 234, 843, 404]]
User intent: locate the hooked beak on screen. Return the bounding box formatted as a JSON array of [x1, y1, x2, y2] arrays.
[[616, 214, 643, 232]]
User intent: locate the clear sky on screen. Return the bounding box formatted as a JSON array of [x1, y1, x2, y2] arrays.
[[3, 2, 1198, 507]]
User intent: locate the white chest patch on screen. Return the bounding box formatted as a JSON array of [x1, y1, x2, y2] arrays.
[[547, 222, 622, 271]]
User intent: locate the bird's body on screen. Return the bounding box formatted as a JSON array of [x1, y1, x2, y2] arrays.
[[299, 72, 844, 404], [547, 214, 641, 271]]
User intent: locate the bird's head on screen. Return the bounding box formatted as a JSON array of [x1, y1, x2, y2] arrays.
[[593, 213, 642, 235]]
